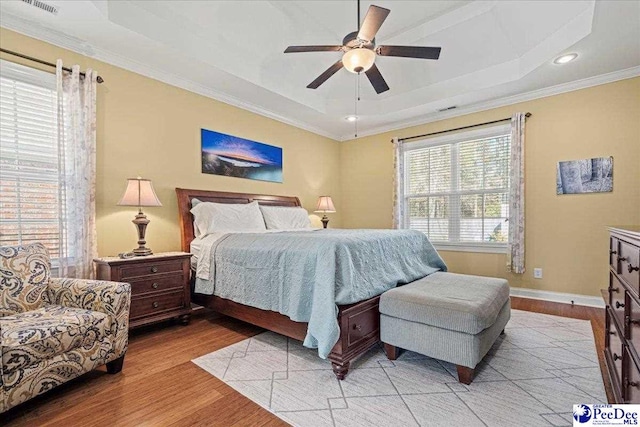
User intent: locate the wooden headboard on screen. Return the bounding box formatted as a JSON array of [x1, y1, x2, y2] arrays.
[[175, 188, 302, 252]]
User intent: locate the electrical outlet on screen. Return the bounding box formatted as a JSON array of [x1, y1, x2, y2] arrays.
[[533, 268, 543, 279]]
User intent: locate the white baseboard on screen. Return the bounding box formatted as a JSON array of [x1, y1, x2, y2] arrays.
[[510, 287, 605, 308]]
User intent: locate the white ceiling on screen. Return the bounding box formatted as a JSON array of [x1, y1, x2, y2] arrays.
[[1, 0, 639, 140]]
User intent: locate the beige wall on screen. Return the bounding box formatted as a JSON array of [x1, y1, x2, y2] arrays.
[[341, 77, 640, 297], [0, 28, 342, 257], [3, 28, 639, 298]]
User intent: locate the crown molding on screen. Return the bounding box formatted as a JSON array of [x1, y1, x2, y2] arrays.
[[339, 65, 640, 141], [2, 12, 638, 144], [0, 13, 342, 141]]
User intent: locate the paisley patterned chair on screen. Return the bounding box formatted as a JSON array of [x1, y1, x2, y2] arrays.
[[0, 243, 131, 413]]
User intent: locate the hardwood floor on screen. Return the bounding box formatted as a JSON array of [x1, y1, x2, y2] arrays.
[[3, 297, 610, 426]]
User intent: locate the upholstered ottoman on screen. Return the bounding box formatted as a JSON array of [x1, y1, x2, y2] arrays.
[[380, 272, 510, 384]]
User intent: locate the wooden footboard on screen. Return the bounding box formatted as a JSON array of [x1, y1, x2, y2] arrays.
[[193, 292, 380, 380]]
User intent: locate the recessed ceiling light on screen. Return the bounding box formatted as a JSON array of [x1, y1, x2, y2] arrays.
[[554, 53, 578, 64], [345, 115, 358, 122]]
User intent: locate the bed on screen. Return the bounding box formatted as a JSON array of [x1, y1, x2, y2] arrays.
[[176, 188, 445, 380]]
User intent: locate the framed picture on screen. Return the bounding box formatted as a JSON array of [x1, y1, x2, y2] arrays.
[[201, 129, 283, 183], [556, 156, 613, 194]]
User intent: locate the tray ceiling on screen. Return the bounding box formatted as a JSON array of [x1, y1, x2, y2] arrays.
[[1, 0, 639, 140]]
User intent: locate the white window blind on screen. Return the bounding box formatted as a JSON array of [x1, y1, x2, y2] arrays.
[[0, 60, 62, 259], [403, 124, 511, 252]]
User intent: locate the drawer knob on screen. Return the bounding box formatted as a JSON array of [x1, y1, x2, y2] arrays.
[[613, 353, 622, 361], [610, 287, 620, 293], [150, 266, 159, 273], [629, 264, 639, 273], [618, 256, 628, 262], [616, 301, 625, 309], [152, 282, 159, 289], [610, 250, 617, 255], [353, 324, 362, 331], [152, 302, 159, 308]]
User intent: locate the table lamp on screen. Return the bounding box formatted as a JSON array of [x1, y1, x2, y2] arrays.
[[315, 196, 336, 229], [117, 177, 162, 256]]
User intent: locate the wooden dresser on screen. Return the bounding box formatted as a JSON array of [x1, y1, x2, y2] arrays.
[[94, 252, 192, 329], [604, 226, 640, 403]]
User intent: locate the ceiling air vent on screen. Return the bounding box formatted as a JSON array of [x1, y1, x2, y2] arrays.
[[20, 0, 59, 15], [437, 106, 457, 112]]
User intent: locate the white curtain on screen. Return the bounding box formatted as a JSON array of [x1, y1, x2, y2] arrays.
[[507, 113, 526, 274], [392, 137, 405, 229], [56, 60, 98, 279]]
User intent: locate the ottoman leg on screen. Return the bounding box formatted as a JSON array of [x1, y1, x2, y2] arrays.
[[456, 365, 475, 385], [384, 343, 400, 360]]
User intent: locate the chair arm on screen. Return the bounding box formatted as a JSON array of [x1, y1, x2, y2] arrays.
[[48, 278, 131, 359]]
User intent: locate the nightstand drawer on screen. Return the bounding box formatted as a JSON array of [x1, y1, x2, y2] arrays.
[[120, 260, 184, 279], [129, 274, 184, 296], [130, 291, 185, 320]]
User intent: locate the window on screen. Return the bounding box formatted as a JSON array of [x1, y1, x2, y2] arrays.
[[0, 60, 63, 259], [402, 124, 511, 252]]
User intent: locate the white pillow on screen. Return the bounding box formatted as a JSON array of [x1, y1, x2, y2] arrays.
[[260, 205, 312, 230], [191, 201, 266, 235]]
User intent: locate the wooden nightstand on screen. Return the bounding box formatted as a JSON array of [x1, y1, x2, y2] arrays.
[[94, 252, 192, 329]]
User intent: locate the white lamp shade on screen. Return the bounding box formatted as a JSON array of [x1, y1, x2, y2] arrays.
[[342, 48, 376, 74], [315, 196, 336, 213], [117, 178, 162, 207]]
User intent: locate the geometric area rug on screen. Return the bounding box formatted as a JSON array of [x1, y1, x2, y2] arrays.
[[193, 310, 606, 427]]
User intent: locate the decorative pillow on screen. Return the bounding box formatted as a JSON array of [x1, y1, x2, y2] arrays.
[[0, 242, 51, 317], [259, 206, 312, 230], [191, 201, 266, 235]]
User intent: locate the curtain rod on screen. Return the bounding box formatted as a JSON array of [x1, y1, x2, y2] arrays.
[[395, 112, 531, 143], [0, 48, 104, 84]]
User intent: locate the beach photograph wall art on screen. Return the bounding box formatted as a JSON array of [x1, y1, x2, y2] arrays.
[[201, 129, 283, 183]]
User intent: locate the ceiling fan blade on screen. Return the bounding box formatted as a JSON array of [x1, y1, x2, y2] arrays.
[[307, 60, 344, 89], [357, 5, 390, 42], [365, 63, 389, 94], [284, 45, 343, 53], [377, 45, 441, 60]]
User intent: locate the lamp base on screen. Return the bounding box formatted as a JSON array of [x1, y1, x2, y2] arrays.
[[132, 247, 153, 257], [132, 210, 153, 256], [321, 215, 329, 229]]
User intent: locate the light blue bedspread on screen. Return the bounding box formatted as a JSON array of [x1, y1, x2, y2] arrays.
[[195, 229, 447, 358]]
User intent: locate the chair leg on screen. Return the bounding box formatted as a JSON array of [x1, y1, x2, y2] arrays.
[[384, 343, 400, 360], [456, 365, 475, 385], [106, 355, 125, 374]]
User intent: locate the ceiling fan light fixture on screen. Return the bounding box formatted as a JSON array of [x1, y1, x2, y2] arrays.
[[342, 48, 376, 74]]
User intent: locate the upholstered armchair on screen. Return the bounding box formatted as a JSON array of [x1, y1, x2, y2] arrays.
[[0, 243, 131, 413]]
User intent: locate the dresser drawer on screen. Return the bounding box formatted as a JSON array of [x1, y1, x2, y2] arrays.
[[619, 241, 640, 293], [606, 308, 625, 389], [628, 296, 640, 347], [129, 274, 185, 296], [130, 291, 185, 320], [347, 303, 380, 348], [610, 273, 627, 328], [119, 260, 184, 279], [625, 346, 640, 403], [611, 237, 620, 273]]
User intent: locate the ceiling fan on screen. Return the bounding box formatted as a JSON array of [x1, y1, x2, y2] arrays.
[[284, 1, 442, 94]]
